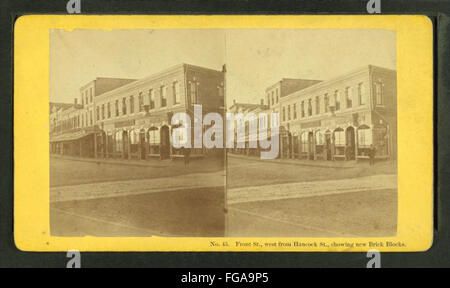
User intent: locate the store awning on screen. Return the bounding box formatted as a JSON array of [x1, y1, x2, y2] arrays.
[[50, 130, 97, 143]]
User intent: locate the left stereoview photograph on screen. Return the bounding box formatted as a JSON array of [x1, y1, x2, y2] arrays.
[[49, 29, 226, 236]]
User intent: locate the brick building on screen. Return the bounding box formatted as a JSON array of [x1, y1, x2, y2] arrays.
[[50, 64, 225, 160], [230, 65, 397, 161]]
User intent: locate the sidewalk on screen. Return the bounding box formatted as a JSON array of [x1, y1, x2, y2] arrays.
[[50, 154, 201, 168], [51, 170, 225, 202], [227, 153, 359, 169]]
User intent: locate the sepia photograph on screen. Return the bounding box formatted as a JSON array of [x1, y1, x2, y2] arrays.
[[49, 28, 397, 238]]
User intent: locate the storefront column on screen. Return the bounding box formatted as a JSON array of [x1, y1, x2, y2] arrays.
[[105, 134, 109, 158], [313, 133, 317, 160], [94, 133, 98, 158], [354, 128, 358, 162], [127, 132, 131, 160]]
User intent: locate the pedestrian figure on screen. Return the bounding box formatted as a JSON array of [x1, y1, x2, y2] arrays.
[[369, 144, 376, 166], [183, 147, 191, 167]]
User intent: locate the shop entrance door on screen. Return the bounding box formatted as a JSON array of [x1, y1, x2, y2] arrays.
[[346, 126, 356, 160], [325, 133, 332, 160], [139, 130, 146, 160], [160, 125, 170, 159], [308, 132, 314, 160]]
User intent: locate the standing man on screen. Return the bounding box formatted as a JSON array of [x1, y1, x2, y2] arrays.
[[369, 144, 376, 166], [183, 147, 191, 167]]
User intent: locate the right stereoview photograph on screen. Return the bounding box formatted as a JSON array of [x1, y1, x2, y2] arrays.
[[225, 29, 397, 237]]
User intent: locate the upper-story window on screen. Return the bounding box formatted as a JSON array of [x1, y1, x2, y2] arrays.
[[358, 83, 366, 105], [130, 95, 135, 113], [160, 86, 167, 107], [301, 101, 305, 118], [276, 89, 279, 103], [122, 97, 127, 115], [107, 102, 111, 118], [345, 87, 352, 108], [287, 105, 291, 121], [89, 110, 93, 126], [148, 89, 155, 109], [81, 96, 84, 106], [138, 93, 144, 112], [101, 104, 105, 120], [282, 106, 286, 121], [173, 81, 180, 104], [115, 100, 119, 116], [375, 81, 384, 106], [315, 96, 320, 115], [267, 93, 270, 107], [334, 90, 341, 111], [271, 91, 274, 105], [89, 88, 93, 103], [96, 106, 100, 121], [308, 99, 312, 116], [85, 93, 88, 106], [324, 93, 329, 113], [293, 103, 297, 119], [189, 82, 197, 105]]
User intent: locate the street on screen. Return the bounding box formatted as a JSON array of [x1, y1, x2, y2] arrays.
[[226, 155, 397, 237], [50, 155, 397, 237], [50, 157, 226, 236]]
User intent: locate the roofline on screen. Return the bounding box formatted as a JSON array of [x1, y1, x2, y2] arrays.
[[93, 63, 222, 100], [281, 64, 396, 100]]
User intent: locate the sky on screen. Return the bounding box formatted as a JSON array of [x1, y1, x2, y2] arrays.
[[50, 29, 396, 105]]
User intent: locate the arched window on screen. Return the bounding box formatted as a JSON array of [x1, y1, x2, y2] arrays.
[[301, 132, 309, 152], [334, 128, 345, 146], [315, 131, 324, 145]]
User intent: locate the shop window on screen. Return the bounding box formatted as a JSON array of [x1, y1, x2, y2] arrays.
[[334, 130, 345, 146], [316, 131, 324, 145], [115, 132, 123, 152], [358, 128, 372, 147], [301, 132, 309, 152]]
